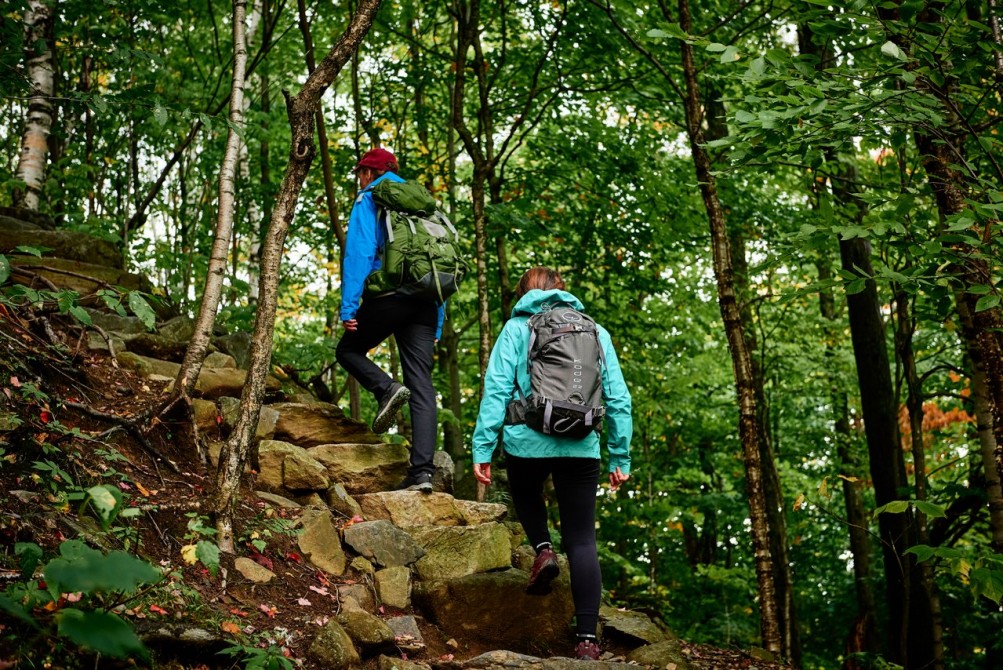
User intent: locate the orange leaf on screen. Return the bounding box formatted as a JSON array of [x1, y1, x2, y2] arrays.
[[258, 603, 277, 617], [149, 604, 168, 615], [135, 482, 151, 497], [221, 621, 242, 635]]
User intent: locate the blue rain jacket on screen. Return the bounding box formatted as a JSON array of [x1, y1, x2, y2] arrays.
[[471, 289, 632, 474], [339, 171, 444, 337]]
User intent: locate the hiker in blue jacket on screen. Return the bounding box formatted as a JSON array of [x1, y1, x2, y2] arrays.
[[471, 266, 632, 660], [336, 147, 444, 493]]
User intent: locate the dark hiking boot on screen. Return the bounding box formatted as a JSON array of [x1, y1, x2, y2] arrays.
[[372, 382, 410, 434], [574, 639, 601, 661], [395, 472, 433, 493], [525, 546, 559, 595]]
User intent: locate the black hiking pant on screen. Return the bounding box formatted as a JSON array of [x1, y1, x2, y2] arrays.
[[335, 294, 438, 478], [506, 454, 602, 638]]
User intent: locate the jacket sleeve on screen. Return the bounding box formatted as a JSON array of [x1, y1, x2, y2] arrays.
[[339, 191, 380, 322], [471, 322, 521, 464], [599, 328, 632, 476]]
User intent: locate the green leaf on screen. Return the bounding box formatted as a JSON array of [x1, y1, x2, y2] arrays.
[[153, 102, 168, 126], [0, 254, 10, 284], [0, 593, 38, 627], [44, 541, 160, 595], [196, 540, 221, 576], [880, 41, 905, 60], [14, 245, 45, 257], [15, 542, 43, 579], [975, 294, 1000, 313], [905, 545, 936, 562], [970, 567, 1003, 603], [85, 484, 123, 526], [873, 500, 910, 516], [69, 306, 93, 326], [127, 291, 157, 330], [720, 45, 740, 63], [913, 500, 947, 519], [57, 608, 148, 660], [706, 42, 727, 52]]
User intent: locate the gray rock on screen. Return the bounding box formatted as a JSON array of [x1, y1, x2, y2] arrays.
[[213, 331, 252, 369], [0, 224, 121, 268], [310, 443, 409, 495], [459, 650, 637, 669], [8, 256, 151, 295], [356, 491, 468, 527], [272, 401, 382, 448], [432, 450, 454, 493], [337, 609, 396, 655], [219, 398, 278, 441], [413, 569, 575, 651], [327, 482, 363, 519], [204, 351, 236, 368], [234, 557, 275, 584], [342, 520, 425, 568], [384, 616, 423, 648], [157, 316, 197, 344], [452, 499, 509, 525], [308, 619, 360, 669], [83, 309, 147, 335], [339, 583, 376, 612], [626, 640, 692, 669], [192, 399, 219, 434], [375, 566, 412, 609], [254, 491, 302, 509], [117, 351, 180, 378], [86, 331, 126, 353], [410, 523, 512, 580], [351, 556, 375, 575], [298, 508, 347, 576], [599, 605, 668, 646], [377, 654, 430, 670]]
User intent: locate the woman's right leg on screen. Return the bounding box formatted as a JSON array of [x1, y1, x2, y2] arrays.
[[552, 457, 602, 639], [505, 454, 553, 549]]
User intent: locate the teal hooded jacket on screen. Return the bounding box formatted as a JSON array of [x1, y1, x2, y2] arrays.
[[471, 289, 632, 475]]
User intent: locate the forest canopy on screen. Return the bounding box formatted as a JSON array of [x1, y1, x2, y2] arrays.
[[2, 0, 1003, 668]]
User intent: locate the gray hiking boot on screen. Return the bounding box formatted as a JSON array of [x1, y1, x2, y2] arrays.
[[372, 382, 410, 434], [395, 472, 433, 493]]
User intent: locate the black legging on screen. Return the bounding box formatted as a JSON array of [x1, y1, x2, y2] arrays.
[[506, 454, 601, 638]]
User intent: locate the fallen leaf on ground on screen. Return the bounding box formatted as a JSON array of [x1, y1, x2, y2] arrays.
[[180, 544, 198, 565], [149, 604, 168, 615], [221, 621, 242, 635], [258, 603, 277, 617], [296, 598, 311, 607]]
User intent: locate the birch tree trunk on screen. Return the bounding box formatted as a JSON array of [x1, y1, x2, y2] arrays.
[[211, 0, 383, 551], [173, 0, 251, 442], [13, 0, 55, 212]]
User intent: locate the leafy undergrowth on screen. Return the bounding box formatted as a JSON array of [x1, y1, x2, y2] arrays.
[[0, 309, 791, 670]]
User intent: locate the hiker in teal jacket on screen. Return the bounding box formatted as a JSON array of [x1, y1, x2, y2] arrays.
[[471, 266, 632, 661]]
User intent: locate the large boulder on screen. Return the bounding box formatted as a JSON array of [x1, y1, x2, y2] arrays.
[[8, 256, 151, 294], [308, 619, 360, 669], [342, 520, 425, 568], [456, 650, 639, 670], [297, 508, 347, 576], [356, 491, 486, 527], [310, 444, 409, 495], [409, 523, 512, 581], [626, 640, 692, 669], [272, 402, 381, 447], [0, 218, 121, 268], [337, 609, 397, 656], [413, 569, 575, 652], [598, 605, 668, 646]]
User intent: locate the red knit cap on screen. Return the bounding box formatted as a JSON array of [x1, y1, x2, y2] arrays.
[[354, 148, 399, 173]]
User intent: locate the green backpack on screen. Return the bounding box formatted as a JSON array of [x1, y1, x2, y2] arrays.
[[364, 179, 468, 304]]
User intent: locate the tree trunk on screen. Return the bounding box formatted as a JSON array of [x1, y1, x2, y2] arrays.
[[13, 0, 55, 212], [955, 298, 1003, 553], [677, 0, 780, 655], [174, 0, 251, 434], [211, 0, 383, 551], [894, 291, 944, 670]]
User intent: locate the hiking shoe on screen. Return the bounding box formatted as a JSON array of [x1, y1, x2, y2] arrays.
[[396, 472, 433, 493], [525, 546, 559, 595], [574, 639, 601, 661], [372, 383, 410, 434]]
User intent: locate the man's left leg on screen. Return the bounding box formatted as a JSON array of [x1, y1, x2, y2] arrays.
[[394, 299, 438, 491]]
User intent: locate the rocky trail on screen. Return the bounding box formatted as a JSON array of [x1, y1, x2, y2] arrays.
[[0, 210, 789, 670]]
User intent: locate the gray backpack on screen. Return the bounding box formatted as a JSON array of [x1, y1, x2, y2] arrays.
[[505, 305, 606, 439]]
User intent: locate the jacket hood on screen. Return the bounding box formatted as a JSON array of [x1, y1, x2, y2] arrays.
[[511, 289, 584, 317]]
